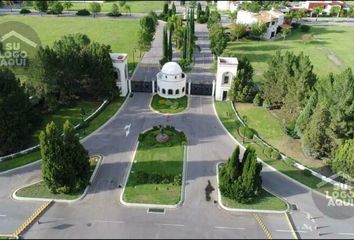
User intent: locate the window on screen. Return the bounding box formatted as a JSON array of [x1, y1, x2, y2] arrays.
[[168, 89, 173, 95], [182, 87, 185, 93], [125, 64, 128, 79], [175, 89, 180, 95], [162, 89, 166, 94], [115, 69, 121, 82], [223, 75, 230, 84]]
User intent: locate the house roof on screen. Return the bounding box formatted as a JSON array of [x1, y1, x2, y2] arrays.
[[161, 62, 183, 75]]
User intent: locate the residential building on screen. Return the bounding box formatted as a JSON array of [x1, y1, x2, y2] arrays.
[[217, 1, 251, 12], [236, 9, 286, 39], [289, 1, 346, 15], [215, 57, 238, 101]]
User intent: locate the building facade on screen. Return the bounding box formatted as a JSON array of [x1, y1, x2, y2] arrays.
[[156, 62, 187, 99], [215, 57, 238, 101], [110, 53, 130, 96]]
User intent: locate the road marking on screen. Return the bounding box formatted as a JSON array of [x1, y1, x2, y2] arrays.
[[94, 220, 125, 224], [0, 214, 6, 217], [338, 233, 354, 236], [276, 229, 308, 233], [215, 226, 245, 230], [156, 223, 184, 227], [124, 124, 131, 137], [254, 214, 272, 240]]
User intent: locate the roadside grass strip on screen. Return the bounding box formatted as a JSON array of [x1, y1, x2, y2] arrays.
[[14, 156, 101, 201], [254, 214, 273, 240], [123, 127, 186, 206], [14, 200, 53, 238]]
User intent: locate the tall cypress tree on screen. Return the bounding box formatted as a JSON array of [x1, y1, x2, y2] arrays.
[[168, 27, 173, 61], [163, 25, 168, 59], [172, 2, 176, 15]]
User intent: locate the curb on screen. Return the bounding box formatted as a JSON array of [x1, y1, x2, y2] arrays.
[[215, 163, 289, 214], [0, 97, 128, 176], [120, 127, 188, 209], [149, 94, 191, 116], [12, 155, 103, 203], [285, 212, 299, 240], [13, 200, 54, 238]]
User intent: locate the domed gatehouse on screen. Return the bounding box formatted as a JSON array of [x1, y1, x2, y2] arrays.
[[156, 62, 187, 99]]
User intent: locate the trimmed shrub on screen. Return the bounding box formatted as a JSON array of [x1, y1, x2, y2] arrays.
[[271, 150, 282, 160], [253, 93, 263, 106], [138, 133, 145, 142], [284, 157, 296, 167], [239, 126, 254, 139], [20, 8, 31, 14], [300, 25, 311, 32], [76, 9, 91, 16], [303, 169, 312, 177], [291, 22, 301, 29]]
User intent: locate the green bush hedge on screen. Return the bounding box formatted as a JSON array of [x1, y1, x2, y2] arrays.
[[20, 8, 31, 14], [135, 171, 182, 186], [300, 25, 311, 32], [303, 169, 312, 177], [76, 9, 91, 16]]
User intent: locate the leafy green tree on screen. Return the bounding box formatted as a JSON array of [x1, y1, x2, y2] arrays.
[[109, 3, 120, 16], [123, 4, 131, 16], [33, 1, 48, 15], [240, 1, 261, 13], [228, 10, 237, 22], [330, 6, 341, 17], [207, 11, 221, 28], [313, 6, 323, 21], [229, 57, 256, 103], [281, 28, 291, 40], [90, 2, 101, 17], [251, 22, 267, 39], [205, 5, 210, 19], [40, 121, 90, 193], [295, 91, 318, 136], [295, 9, 307, 21], [63, 1, 73, 11], [197, 2, 202, 20], [119, 1, 126, 7], [303, 105, 333, 158], [0, 67, 39, 155], [331, 139, 354, 177], [172, 2, 176, 15], [229, 23, 247, 41], [140, 15, 157, 34], [50, 1, 63, 15], [208, 23, 228, 57], [220, 146, 262, 203]]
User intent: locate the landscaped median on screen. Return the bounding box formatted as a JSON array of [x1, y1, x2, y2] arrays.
[[122, 126, 187, 206], [0, 97, 125, 173], [150, 95, 188, 114], [213, 101, 353, 201], [13, 155, 102, 202], [216, 163, 288, 212]]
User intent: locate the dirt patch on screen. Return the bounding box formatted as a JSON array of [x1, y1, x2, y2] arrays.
[[327, 50, 343, 66]]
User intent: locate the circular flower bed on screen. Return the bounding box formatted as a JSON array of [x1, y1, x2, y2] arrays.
[[156, 133, 170, 143]]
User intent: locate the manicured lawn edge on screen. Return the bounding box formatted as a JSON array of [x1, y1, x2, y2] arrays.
[[213, 100, 354, 205], [13, 155, 102, 203], [120, 128, 187, 208], [0, 96, 127, 174], [0, 235, 16, 240], [149, 94, 189, 115], [216, 163, 289, 213]]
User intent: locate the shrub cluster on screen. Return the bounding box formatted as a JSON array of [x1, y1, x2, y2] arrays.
[[76, 9, 91, 16], [264, 147, 282, 160], [136, 171, 182, 186], [20, 8, 31, 14], [239, 126, 254, 139]]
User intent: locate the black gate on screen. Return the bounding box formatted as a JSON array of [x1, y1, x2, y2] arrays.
[[190, 83, 213, 96]]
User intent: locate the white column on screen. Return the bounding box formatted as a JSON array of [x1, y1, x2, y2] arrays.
[[188, 81, 191, 95], [128, 80, 132, 93], [212, 80, 216, 97], [152, 80, 155, 94]]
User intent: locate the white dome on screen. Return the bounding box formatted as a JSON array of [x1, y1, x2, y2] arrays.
[[161, 62, 183, 75]]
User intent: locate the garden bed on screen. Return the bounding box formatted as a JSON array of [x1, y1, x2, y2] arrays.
[[15, 156, 100, 200], [150, 95, 188, 114], [123, 126, 187, 205]]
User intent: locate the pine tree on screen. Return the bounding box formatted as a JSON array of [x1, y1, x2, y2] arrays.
[[331, 139, 354, 177], [197, 2, 202, 20], [163, 2, 168, 15], [168, 27, 173, 61], [172, 2, 176, 15], [295, 91, 318, 136], [205, 5, 210, 19], [0, 67, 39, 155]]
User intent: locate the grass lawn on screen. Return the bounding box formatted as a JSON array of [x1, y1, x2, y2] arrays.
[[0, 15, 140, 80], [0, 97, 125, 173], [221, 189, 287, 211], [151, 95, 188, 114], [123, 127, 186, 205], [214, 101, 323, 190], [225, 26, 354, 83], [31, 100, 101, 144], [24, 1, 164, 13], [15, 156, 100, 200], [236, 103, 330, 174]]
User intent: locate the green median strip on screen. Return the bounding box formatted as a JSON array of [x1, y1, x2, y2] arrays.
[[0, 97, 124, 173], [123, 126, 186, 205], [150, 95, 188, 114]]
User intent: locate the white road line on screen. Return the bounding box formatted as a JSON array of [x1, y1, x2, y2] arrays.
[[215, 226, 246, 230], [0, 214, 6, 217], [338, 233, 354, 236], [276, 229, 308, 233], [94, 220, 125, 224], [156, 223, 184, 227]]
